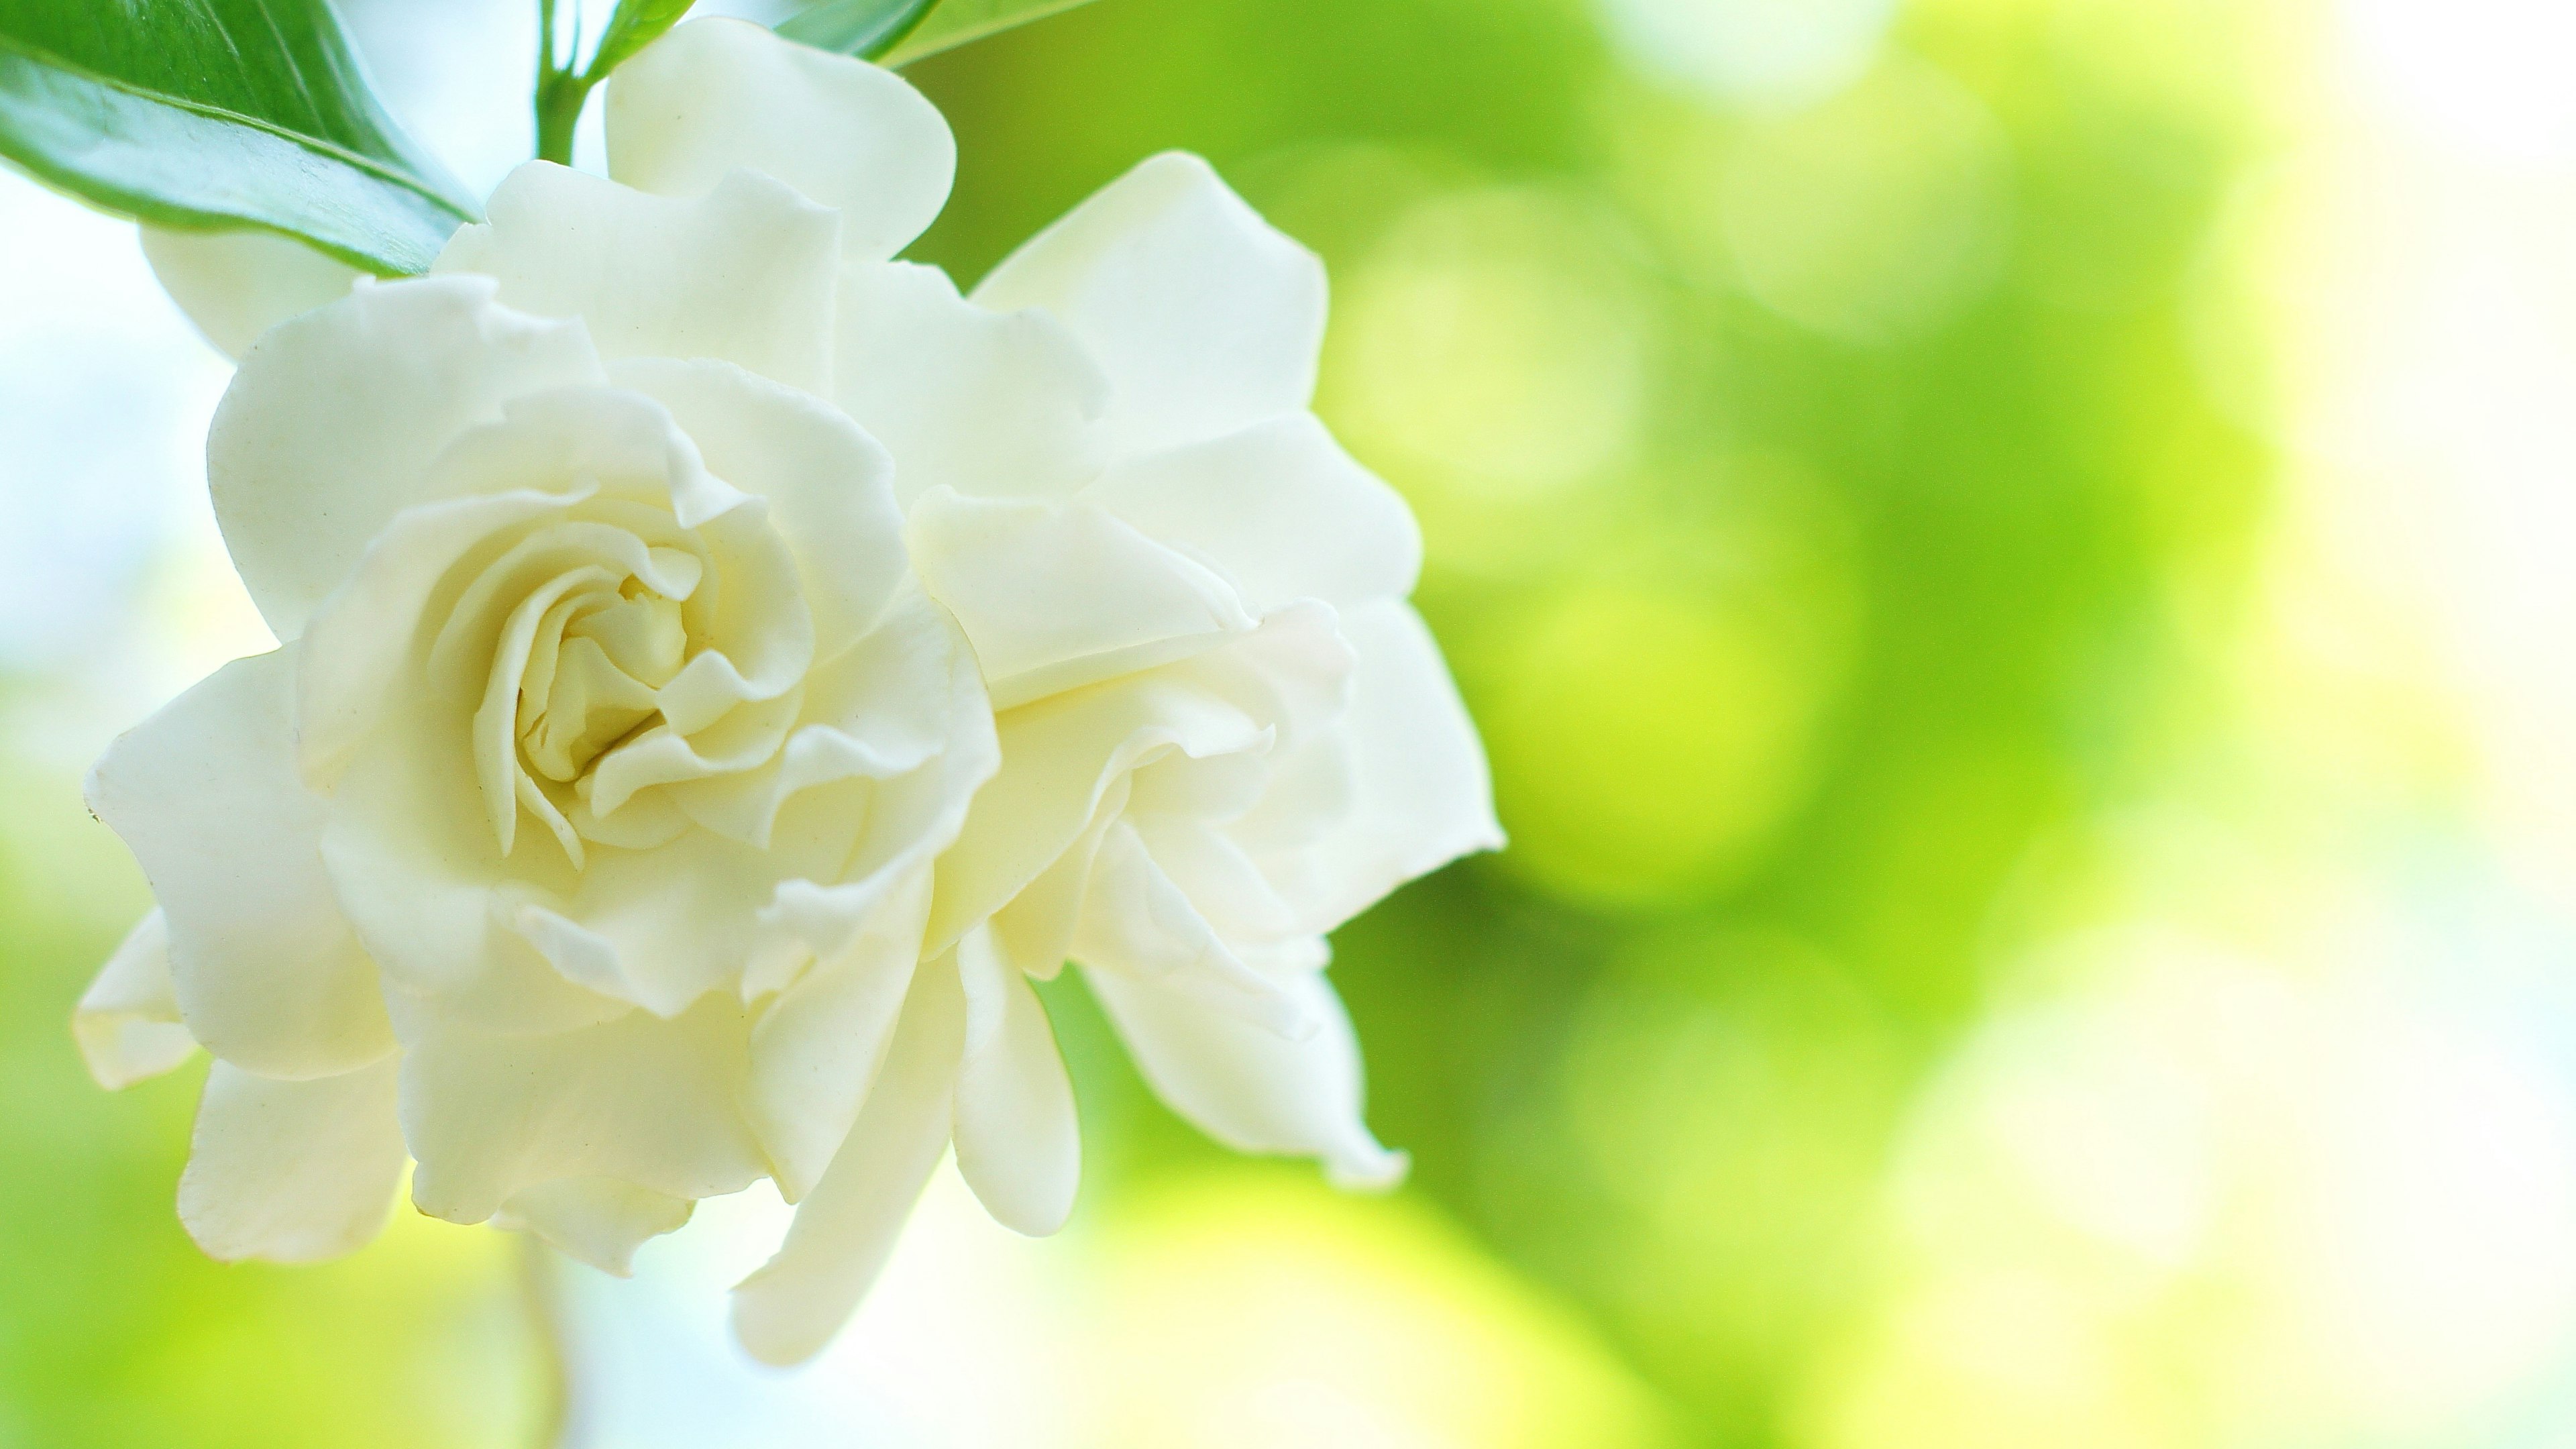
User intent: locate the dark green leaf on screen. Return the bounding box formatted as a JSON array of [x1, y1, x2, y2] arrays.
[[586, 0, 697, 82], [777, 0, 1100, 65], [0, 0, 478, 275], [775, 0, 937, 60]]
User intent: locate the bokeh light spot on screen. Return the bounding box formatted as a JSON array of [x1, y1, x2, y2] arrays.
[[1719, 58, 2014, 343], [1324, 188, 1656, 574], [1085, 1170, 1674, 1449], [1487, 584, 1824, 908], [1593, 0, 1896, 113]]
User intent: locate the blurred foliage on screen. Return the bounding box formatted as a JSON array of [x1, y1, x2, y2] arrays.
[[911, 0, 2267, 1440]]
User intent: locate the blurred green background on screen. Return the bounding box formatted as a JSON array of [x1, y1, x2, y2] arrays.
[[13, 0, 2576, 1442]]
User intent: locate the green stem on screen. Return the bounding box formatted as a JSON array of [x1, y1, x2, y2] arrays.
[[533, 0, 588, 166], [534, 70, 590, 166]]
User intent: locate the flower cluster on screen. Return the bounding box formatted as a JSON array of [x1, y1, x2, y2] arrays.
[[75, 17, 1496, 1363]]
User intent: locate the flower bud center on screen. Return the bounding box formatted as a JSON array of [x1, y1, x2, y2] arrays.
[[516, 548, 701, 785]]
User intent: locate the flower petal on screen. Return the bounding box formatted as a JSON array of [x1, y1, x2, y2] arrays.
[[73, 909, 199, 1089], [496, 1178, 694, 1277], [319, 706, 632, 1034], [972, 152, 1324, 455], [927, 666, 1270, 952], [178, 1057, 407, 1263], [951, 929, 1079, 1236], [747, 870, 926, 1203], [87, 647, 394, 1079], [297, 488, 576, 788], [908, 486, 1255, 709], [731, 962, 963, 1366], [611, 356, 906, 657], [210, 276, 605, 639], [1269, 599, 1503, 931], [1071, 820, 1316, 1037], [142, 226, 362, 360], [1079, 414, 1421, 613], [607, 17, 954, 262], [435, 164, 836, 394], [402, 995, 767, 1225], [835, 261, 1108, 506], [1085, 965, 1404, 1189]]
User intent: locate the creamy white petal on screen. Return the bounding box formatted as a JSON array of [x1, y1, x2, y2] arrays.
[[732, 963, 963, 1366], [748, 870, 925, 1202], [909, 486, 1255, 709], [73, 910, 198, 1089], [611, 357, 906, 657], [1159, 600, 1355, 755], [321, 706, 631, 1035], [497, 1178, 695, 1276], [178, 1057, 407, 1263], [403, 996, 767, 1224], [142, 226, 362, 360], [209, 276, 606, 639], [87, 647, 393, 1079], [436, 164, 836, 394], [928, 669, 1270, 951], [1079, 414, 1421, 613], [1268, 599, 1502, 931], [984, 796, 1122, 980], [1071, 821, 1315, 1036], [296, 488, 576, 788], [835, 261, 1107, 506], [972, 152, 1325, 455], [674, 585, 994, 862], [608, 17, 954, 262], [951, 929, 1079, 1236], [1085, 965, 1403, 1189], [508, 827, 816, 1018]]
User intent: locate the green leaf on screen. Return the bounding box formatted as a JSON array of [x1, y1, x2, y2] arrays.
[[775, 0, 937, 60], [585, 0, 697, 81], [0, 0, 478, 275], [777, 0, 1101, 64], [882, 0, 1099, 64]]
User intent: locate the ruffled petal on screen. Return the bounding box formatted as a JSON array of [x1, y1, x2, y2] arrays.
[[1070, 821, 1316, 1037], [607, 17, 954, 262], [731, 961, 963, 1366], [1267, 599, 1502, 931], [435, 164, 836, 394], [747, 870, 926, 1203], [142, 226, 362, 360], [209, 276, 605, 639], [496, 1178, 694, 1276], [72, 910, 199, 1089], [86, 647, 394, 1079], [927, 667, 1270, 952], [835, 261, 1107, 506], [972, 152, 1325, 456], [950, 930, 1079, 1236], [319, 704, 632, 1035], [178, 1057, 407, 1263], [1085, 965, 1404, 1189], [297, 488, 576, 788], [1079, 414, 1421, 614], [611, 357, 906, 657], [402, 995, 767, 1226], [908, 486, 1255, 709]]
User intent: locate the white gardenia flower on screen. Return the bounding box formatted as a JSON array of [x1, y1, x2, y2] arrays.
[[85, 17, 1498, 1364]]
